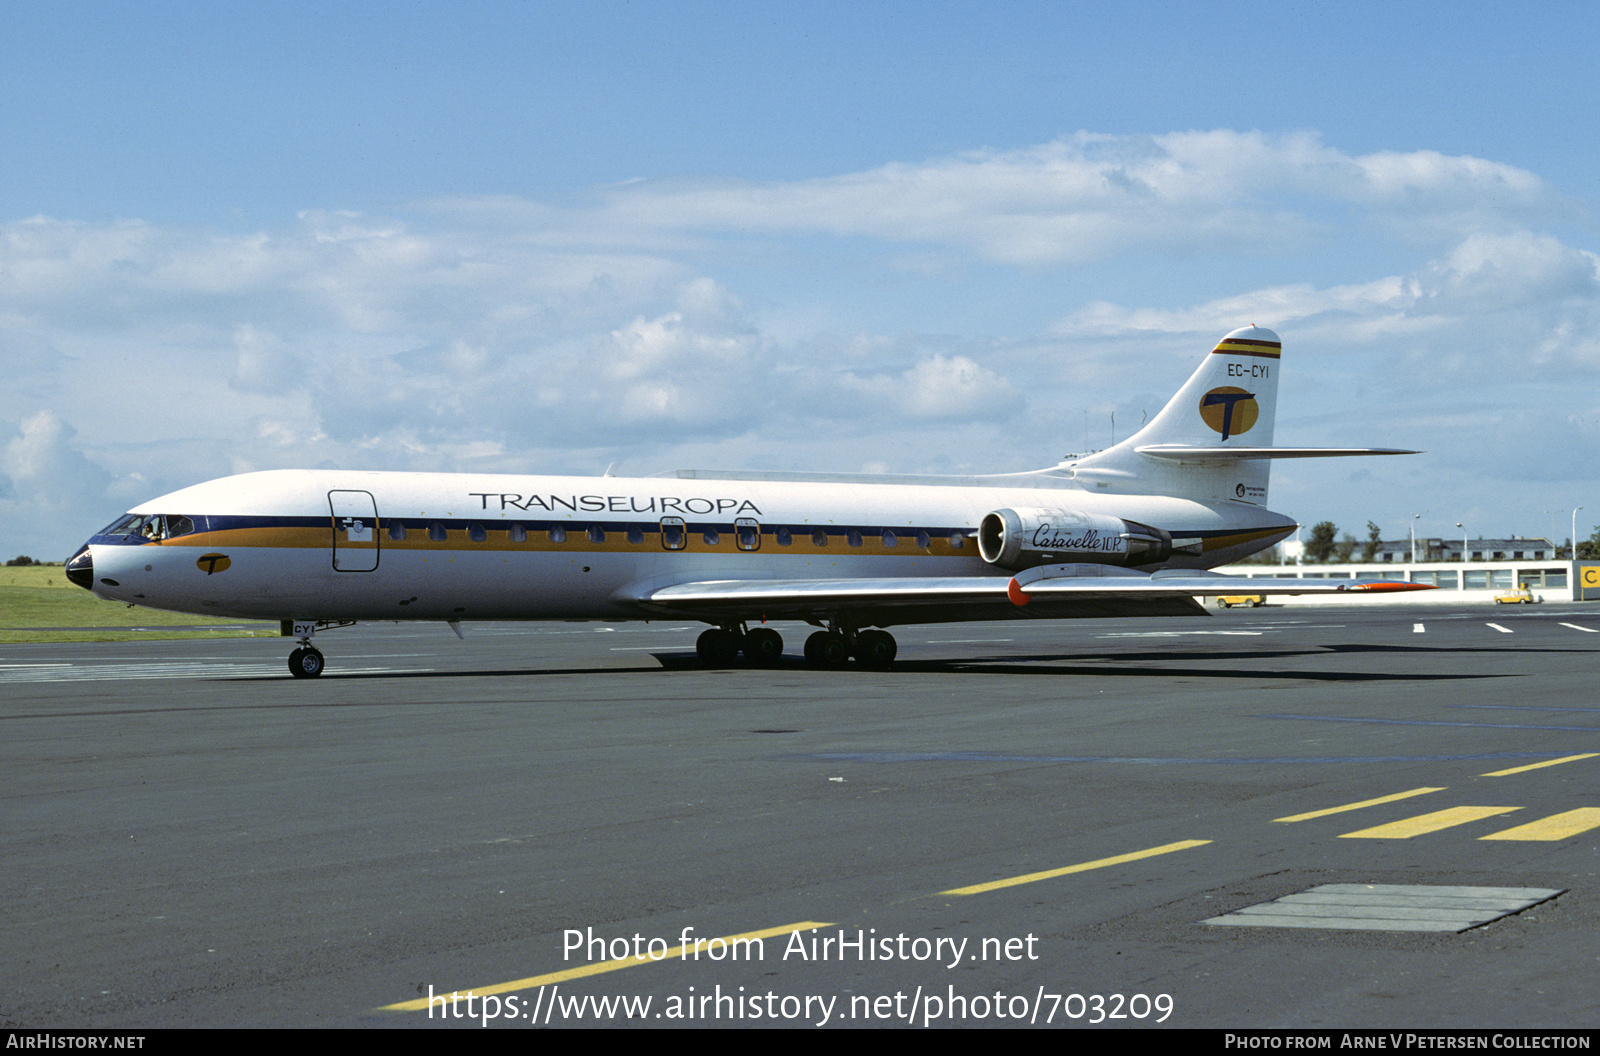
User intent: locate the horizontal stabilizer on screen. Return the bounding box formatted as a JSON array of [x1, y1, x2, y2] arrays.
[[1135, 445, 1418, 462]]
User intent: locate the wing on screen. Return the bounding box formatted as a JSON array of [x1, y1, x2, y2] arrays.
[[615, 564, 1430, 626]]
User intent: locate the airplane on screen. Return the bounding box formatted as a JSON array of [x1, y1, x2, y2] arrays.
[[63, 326, 1428, 677]]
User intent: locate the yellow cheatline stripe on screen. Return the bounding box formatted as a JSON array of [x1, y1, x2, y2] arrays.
[[1338, 806, 1519, 840], [1480, 808, 1600, 842], [1274, 787, 1445, 823], [377, 921, 830, 1013], [940, 840, 1210, 896], [1483, 753, 1599, 777]]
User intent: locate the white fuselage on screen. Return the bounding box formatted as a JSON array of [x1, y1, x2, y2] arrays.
[[80, 468, 1294, 625]]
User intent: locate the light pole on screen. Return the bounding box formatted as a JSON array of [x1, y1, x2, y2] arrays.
[[1456, 522, 1466, 563], [1410, 514, 1422, 564], [1575, 507, 1585, 560]]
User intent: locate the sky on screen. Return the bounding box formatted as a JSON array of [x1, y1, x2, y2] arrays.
[[3, 1, 1599, 560]]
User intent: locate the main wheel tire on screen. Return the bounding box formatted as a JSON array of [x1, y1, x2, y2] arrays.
[[854, 629, 897, 666], [696, 628, 740, 665], [742, 627, 784, 665], [803, 631, 849, 666], [288, 647, 325, 678]]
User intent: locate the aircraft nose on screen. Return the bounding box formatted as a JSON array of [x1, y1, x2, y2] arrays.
[[65, 545, 94, 590]]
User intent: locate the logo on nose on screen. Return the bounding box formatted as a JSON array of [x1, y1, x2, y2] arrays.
[[197, 553, 231, 575], [1200, 387, 1258, 441]]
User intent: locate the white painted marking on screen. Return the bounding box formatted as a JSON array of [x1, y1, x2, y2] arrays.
[[1486, 623, 1513, 634], [927, 638, 1015, 644], [609, 646, 695, 651], [1098, 631, 1263, 638], [1203, 884, 1560, 933], [1559, 622, 1598, 633], [1413, 623, 1425, 634], [0, 662, 409, 683]]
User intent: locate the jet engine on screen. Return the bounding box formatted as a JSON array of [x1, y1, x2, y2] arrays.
[[977, 507, 1175, 571]]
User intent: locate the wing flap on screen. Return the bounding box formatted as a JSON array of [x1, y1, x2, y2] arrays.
[[1010, 564, 1433, 603]]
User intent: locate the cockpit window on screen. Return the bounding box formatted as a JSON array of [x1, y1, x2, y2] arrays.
[[98, 514, 197, 540], [99, 514, 147, 538]]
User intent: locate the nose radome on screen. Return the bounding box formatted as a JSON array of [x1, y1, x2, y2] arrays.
[[65, 545, 94, 589]]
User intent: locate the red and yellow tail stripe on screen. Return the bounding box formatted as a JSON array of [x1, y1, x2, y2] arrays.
[[1211, 336, 1281, 359]]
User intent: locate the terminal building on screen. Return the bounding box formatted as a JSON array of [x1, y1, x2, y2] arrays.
[[1370, 537, 1558, 564], [1218, 537, 1600, 602]]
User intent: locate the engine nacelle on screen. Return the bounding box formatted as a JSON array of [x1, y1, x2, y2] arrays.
[[977, 507, 1174, 571]]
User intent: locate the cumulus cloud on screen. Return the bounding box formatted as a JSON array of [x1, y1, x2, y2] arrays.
[[1051, 230, 1600, 376], [1, 130, 1596, 557], [814, 355, 1020, 423], [0, 410, 118, 560], [568, 131, 1566, 264]]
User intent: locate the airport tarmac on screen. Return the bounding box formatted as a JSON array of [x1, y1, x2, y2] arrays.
[[3, 603, 1598, 1029]]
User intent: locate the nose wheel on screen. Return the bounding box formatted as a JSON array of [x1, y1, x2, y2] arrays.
[[288, 646, 325, 678]]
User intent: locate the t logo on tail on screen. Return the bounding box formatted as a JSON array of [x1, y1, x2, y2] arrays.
[[1199, 387, 1258, 441]]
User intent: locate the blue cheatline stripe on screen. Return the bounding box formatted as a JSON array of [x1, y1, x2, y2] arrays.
[[95, 513, 1288, 545]]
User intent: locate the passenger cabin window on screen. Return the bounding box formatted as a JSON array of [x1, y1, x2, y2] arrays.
[[468, 522, 487, 543], [428, 522, 448, 542], [549, 525, 567, 543], [588, 525, 605, 543], [916, 530, 931, 548], [847, 529, 863, 548], [388, 523, 407, 541], [812, 528, 828, 547], [881, 529, 897, 548], [949, 531, 965, 549], [775, 527, 792, 546], [735, 518, 760, 551], [660, 517, 685, 550], [508, 523, 527, 543], [627, 525, 644, 545], [703, 528, 720, 546]]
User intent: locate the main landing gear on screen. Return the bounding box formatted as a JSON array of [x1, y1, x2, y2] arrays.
[[803, 628, 897, 668], [694, 623, 898, 668], [696, 625, 784, 666]]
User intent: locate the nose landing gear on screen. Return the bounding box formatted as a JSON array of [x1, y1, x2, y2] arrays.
[[281, 619, 352, 678], [288, 646, 326, 678]]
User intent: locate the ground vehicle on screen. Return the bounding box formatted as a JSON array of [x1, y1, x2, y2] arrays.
[[1494, 585, 1538, 604], [1216, 595, 1265, 608]]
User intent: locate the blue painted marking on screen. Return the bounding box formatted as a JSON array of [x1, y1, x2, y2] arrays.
[[793, 751, 1575, 766], [1264, 714, 1599, 733], [1451, 704, 1600, 714]]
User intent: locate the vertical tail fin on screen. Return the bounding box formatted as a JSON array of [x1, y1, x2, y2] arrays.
[[1068, 326, 1281, 503]]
